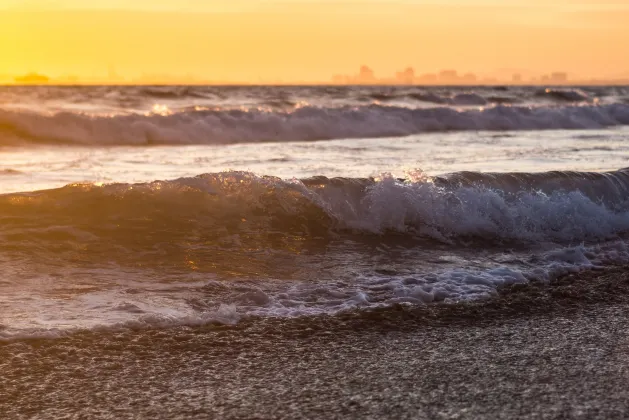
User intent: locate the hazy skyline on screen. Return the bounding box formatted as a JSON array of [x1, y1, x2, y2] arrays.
[[2, 1, 629, 83]]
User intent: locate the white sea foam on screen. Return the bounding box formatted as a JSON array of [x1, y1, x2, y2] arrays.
[[3, 240, 627, 341], [297, 173, 629, 242]]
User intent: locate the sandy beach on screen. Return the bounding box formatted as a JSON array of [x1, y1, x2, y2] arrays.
[[3, 267, 629, 419]]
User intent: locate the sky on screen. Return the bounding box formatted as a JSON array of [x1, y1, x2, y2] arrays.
[[1, 0, 628, 83]]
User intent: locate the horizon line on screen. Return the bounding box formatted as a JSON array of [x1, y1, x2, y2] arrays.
[[3, 81, 629, 87]]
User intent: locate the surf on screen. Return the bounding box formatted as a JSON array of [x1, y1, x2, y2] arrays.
[[2, 103, 629, 146]]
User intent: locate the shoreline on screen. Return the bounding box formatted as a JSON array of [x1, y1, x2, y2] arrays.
[[3, 267, 629, 418]]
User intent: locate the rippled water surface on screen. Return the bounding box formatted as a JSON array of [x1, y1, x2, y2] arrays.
[[1, 85, 629, 339]]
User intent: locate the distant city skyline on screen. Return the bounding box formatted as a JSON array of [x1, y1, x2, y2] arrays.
[[2, 2, 629, 84], [330, 66, 595, 86], [3, 66, 629, 86]]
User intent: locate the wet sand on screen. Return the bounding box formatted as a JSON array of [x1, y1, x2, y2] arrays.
[[3, 268, 629, 419]]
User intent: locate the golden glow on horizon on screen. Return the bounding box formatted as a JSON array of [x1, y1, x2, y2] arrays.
[[1, 1, 629, 83]]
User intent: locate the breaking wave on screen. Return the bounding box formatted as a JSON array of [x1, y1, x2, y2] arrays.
[[534, 88, 590, 102], [3, 169, 629, 252], [4, 168, 629, 338], [1, 103, 629, 146]]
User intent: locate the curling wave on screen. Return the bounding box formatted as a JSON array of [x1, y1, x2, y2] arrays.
[[2, 169, 629, 254]]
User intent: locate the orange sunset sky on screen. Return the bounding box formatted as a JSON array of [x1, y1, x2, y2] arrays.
[[1, 0, 628, 83]]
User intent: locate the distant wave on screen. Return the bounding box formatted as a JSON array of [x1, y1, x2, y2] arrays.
[[407, 93, 449, 104], [366, 90, 586, 105], [534, 88, 590, 102], [1, 103, 629, 146], [369, 92, 489, 105], [450, 93, 488, 105], [139, 86, 214, 100], [486, 96, 518, 105]]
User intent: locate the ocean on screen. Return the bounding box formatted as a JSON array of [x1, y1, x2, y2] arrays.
[[1, 85, 629, 338], [2, 85, 629, 417]]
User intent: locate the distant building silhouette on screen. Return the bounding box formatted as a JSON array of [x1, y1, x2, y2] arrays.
[[550, 72, 568, 84], [328, 66, 579, 86], [395, 67, 415, 85], [331, 66, 378, 84], [438, 70, 458, 83], [14, 73, 50, 84], [331, 74, 349, 84], [417, 73, 438, 84], [358, 65, 376, 84], [537, 72, 568, 84], [58, 75, 80, 84], [461, 73, 477, 84]]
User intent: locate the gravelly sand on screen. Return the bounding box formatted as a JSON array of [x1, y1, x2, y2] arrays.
[[3, 268, 629, 419]]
